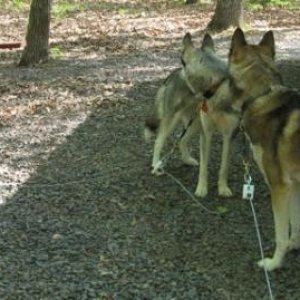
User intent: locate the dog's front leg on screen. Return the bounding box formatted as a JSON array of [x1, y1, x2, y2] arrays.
[[195, 132, 212, 197], [218, 133, 233, 197], [289, 192, 300, 251], [258, 186, 290, 271], [152, 131, 165, 175], [179, 118, 199, 166], [152, 116, 180, 175], [152, 129, 168, 175]]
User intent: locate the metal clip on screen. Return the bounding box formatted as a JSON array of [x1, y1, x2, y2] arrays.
[[244, 174, 252, 185], [242, 160, 254, 200]]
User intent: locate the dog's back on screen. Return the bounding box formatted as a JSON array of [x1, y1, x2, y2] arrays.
[[144, 68, 195, 140]]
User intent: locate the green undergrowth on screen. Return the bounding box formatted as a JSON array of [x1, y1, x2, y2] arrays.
[[0, 0, 30, 11], [247, 0, 300, 10], [0, 0, 299, 17]]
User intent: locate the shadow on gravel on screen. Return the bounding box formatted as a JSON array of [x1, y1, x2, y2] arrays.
[[0, 56, 299, 300]]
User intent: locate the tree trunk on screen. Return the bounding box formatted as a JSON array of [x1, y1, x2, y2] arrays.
[[207, 0, 243, 32], [19, 0, 51, 66]]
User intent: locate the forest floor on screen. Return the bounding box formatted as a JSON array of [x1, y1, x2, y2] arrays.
[[0, 2, 300, 299]]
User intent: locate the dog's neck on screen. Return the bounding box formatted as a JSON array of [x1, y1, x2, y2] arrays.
[[228, 76, 276, 116], [204, 78, 228, 99], [182, 70, 197, 95], [241, 88, 273, 114], [182, 69, 227, 101], [228, 76, 249, 111]]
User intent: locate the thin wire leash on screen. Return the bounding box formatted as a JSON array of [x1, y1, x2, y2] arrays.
[[155, 127, 219, 215], [240, 126, 274, 299], [163, 170, 219, 215], [243, 164, 274, 300], [159, 130, 274, 299], [0, 120, 275, 300], [249, 196, 274, 300]]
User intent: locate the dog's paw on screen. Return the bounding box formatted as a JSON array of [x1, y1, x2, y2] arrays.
[[195, 185, 208, 198], [182, 156, 199, 166], [151, 161, 164, 175], [257, 257, 282, 272], [218, 185, 233, 197]]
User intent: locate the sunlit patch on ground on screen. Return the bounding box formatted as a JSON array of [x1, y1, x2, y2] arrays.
[[0, 113, 88, 205]]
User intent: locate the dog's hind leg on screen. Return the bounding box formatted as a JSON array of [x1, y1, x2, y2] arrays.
[[151, 114, 180, 174], [218, 133, 233, 197], [258, 185, 290, 271], [194, 131, 212, 197], [288, 189, 300, 251], [179, 118, 199, 166]]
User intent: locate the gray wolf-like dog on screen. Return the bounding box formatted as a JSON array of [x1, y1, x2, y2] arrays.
[[145, 33, 240, 197]]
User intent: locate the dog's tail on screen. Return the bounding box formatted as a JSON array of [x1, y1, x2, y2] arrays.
[[144, 117, 160, 142], [144, 84, 165, 142]]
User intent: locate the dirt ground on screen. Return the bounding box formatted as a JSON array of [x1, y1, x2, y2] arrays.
[[0, 3, 300, 300]]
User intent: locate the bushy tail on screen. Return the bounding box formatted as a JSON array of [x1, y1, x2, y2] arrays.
[[144, 84, 165, 142], [144, 117, 160, 142]]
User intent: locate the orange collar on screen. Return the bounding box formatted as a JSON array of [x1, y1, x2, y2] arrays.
[[200, 100, 208, 113]]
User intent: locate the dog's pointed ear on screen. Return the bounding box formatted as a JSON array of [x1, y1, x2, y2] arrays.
[[229, 28, 247, 59], [182, 32, 193, 50], [201, 34, 215, 52], [231, 28, 247, 49], [182, 33, 194, 65], [259, 30, 275, 59]]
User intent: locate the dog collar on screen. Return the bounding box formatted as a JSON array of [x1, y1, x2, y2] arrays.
[[197, 99, 209, 113], [241, 87, 272, 114], [204, 77, 227, 99], [182, 68, 226, 101]]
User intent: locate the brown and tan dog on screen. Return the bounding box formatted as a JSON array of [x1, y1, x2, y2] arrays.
[[229, 28, 300, 271]]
